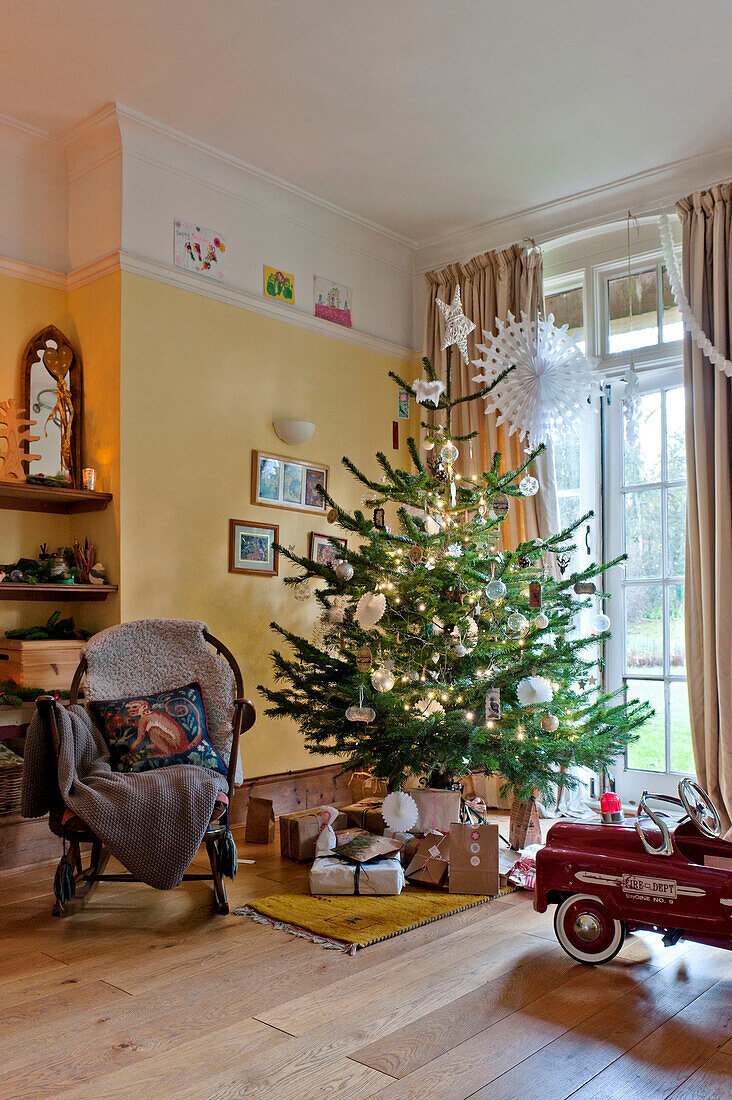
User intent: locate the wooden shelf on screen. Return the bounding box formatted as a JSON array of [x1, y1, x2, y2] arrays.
[[0, 583, 117, 602], [0, 481, 113, 515]]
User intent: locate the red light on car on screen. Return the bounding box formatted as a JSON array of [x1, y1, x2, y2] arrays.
[[601, 791, 623, 823]]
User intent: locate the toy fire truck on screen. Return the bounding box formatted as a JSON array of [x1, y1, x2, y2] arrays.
[[535, 779, 732, 964]]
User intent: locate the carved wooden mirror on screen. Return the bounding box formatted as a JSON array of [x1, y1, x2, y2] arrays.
[[21, 326, 82, 485]]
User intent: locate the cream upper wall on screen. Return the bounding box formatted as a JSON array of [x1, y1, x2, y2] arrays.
[[119, 271, 416, 777]]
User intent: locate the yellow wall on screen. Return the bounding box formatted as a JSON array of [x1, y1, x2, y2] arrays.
[[120, 272, 414, 777]]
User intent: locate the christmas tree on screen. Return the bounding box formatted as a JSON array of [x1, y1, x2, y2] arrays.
[[260, 301, 651, 799]]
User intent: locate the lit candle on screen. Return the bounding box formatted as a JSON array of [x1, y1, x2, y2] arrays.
[[82, 467, 96, 491]]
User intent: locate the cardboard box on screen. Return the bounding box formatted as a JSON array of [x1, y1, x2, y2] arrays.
[[471, 771, 513, 810], [244, 796, 275, 844], [449, 823, 499, 895], [310, 856, 405, 896], [334, 827, 370, 847], [405, 831, 450, 887], [0, 639, 85, 691], [411, 788, 461, 835], [279, 807, 348, 861], [342, 798, 385, 834]]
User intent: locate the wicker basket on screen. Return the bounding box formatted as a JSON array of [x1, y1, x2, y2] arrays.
[[0, 743, 24, 816]]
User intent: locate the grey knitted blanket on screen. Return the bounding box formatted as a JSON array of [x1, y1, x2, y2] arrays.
[[22, 704, 228, 890]]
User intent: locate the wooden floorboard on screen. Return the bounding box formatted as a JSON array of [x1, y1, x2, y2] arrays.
[[0, 814, 729, 1100]]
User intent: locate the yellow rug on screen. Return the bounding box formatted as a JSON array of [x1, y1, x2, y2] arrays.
[[233, 883, 515, 953]]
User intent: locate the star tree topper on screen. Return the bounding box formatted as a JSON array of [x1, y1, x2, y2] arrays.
[[437, 287, 476, 364]]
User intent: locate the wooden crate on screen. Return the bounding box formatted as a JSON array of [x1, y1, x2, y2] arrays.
[[0, 639, 85, 690]]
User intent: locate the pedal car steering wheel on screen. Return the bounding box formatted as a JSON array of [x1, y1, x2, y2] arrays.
[[679, 778, 722, 839]]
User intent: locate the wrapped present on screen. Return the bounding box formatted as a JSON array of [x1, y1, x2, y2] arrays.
[[508, 796, 541, 850], [342, 798, 386, 834], [398, 834, 422, 868], [405, 831, 450, 887], [245, 796, 276, 844], [412, 788, 461, 835], [310, 856, 405, 896], [333, 833, 403, 863], [279, 806, 348, 862], [334, 827, 370, 847], [348, 770, 388, 802], [449, 823, 499, 895]]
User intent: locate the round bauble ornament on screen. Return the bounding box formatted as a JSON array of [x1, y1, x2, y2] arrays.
[[485, 578, 506, 601], [439, 441, 459, 465], [519, 475, 539, 497], [516, 675, 554, 706], [535, 611, 549, 629], [506, 611, 530, 636], [541, 713, 560, 732], [453, 643, 468, 658], [381, 791, 419, 833], [409, 546, 423, 565], [335, 559, 354, 581], [593, 612, 611, 633], [293, 579, 313, 602], [355, 590, 387, 628], [371, 666, 396, 693], [326, 507, 338, 524]]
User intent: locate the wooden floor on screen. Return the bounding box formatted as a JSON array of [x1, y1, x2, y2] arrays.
[[1, 819, 731, 1100]]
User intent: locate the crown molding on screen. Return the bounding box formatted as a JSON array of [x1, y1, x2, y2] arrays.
[[414, 144, 732, 274], [0, 255, 67, 290], [0, 111, 57, 144]]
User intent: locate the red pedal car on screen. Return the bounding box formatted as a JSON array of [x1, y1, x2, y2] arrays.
[[535, 779, 732, 964]]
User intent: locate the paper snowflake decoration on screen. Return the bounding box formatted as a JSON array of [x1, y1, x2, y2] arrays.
[[437, 287, 476, 364], [471, 312, 593, 446]]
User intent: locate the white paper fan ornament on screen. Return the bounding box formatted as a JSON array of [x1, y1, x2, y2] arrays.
[[381, 791, 419, 833], [516, 675, 554, 706], [355, 591, 386, 628], [472, 311, 593, 446]]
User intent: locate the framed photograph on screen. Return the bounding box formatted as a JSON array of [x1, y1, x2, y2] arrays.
[[310, 532, 347, 568], [397, 390, 410, 419], [229, 518, 279, 576], [252, 450, 329, 514]]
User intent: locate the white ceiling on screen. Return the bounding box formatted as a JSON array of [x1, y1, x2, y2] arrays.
[[2, 0, 731, 244]]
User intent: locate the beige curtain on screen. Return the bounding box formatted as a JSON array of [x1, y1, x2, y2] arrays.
[[677, 184, 732, 836], [423, 244, 559, 550]]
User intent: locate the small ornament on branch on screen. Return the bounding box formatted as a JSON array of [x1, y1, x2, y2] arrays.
[[355, 591, 386, 628], [517, 676, 554, 706], [346, 685, 376, 724]]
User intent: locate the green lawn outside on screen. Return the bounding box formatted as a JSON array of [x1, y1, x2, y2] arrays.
[[626, 678, 694, 774]]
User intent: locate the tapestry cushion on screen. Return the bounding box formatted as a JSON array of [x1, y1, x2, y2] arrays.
[[89, 682, 227, 777]]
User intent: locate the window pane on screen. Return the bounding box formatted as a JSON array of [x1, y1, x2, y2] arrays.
[[669, 584, 686, 674], [669, 681, 694, 773], [667, 486, 686, 576], [661, 267, 683, 343], [624, 391, 661, 484], [554, 436, 580, 490], [608, 269, 658, 353], [557, 491, 582, 534], [666, 387, 686, 480], [626, 679, 666, 771], [546, 286, 585, 351], [624, 489, 662, 577], [625, 585, 663, 674]]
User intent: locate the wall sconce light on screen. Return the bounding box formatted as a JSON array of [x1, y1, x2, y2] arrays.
[[273, 419, 316, 446]]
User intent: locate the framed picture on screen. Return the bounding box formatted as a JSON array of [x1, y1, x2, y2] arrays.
[[229, 518, 279, 576], [252, 450, 329, 514], [309, 532, 347, 568], [397, 390, 410, 419]]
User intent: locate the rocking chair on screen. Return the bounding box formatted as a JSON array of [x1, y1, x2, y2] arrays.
[[35, 620, 255, 917]]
